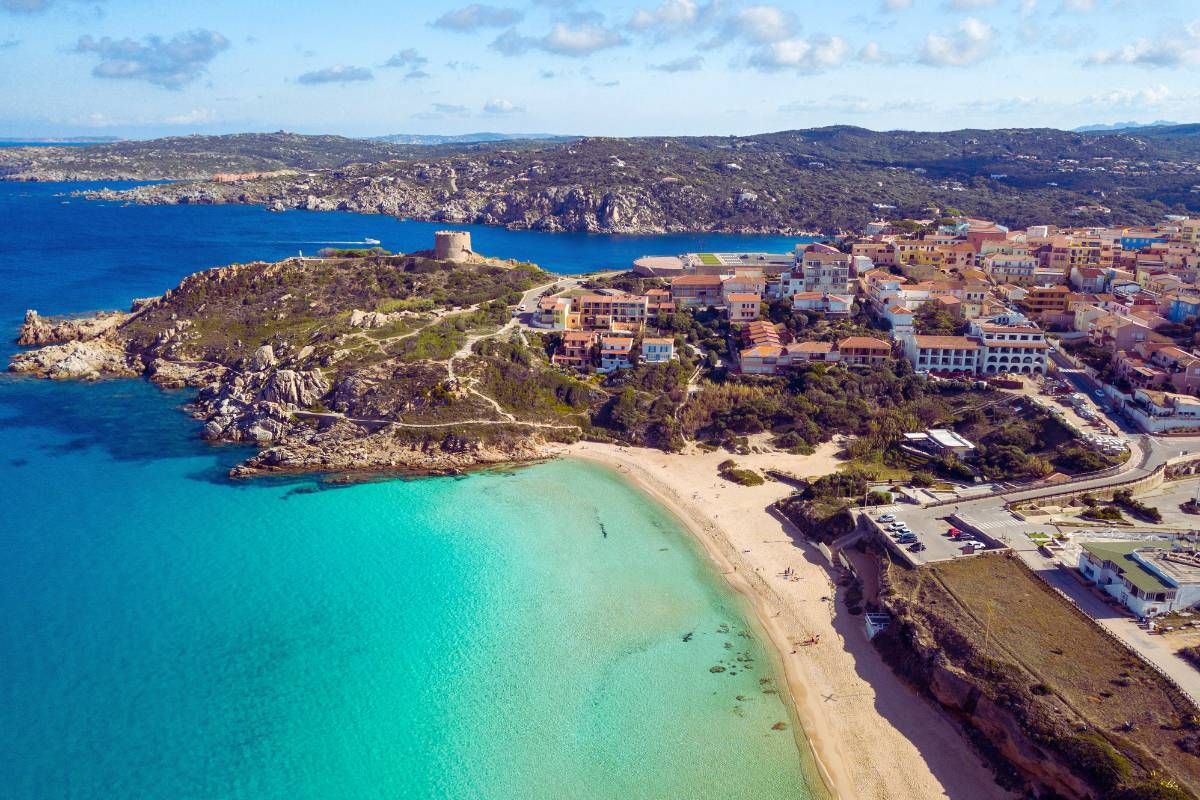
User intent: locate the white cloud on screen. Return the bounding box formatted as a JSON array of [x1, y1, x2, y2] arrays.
[[492, 22, 626, 57], [749, 34, 848, 72], [629, 0, 717, 38], [483, 97, 524, 114], [880, 0, 913, 10], [382, 48, 427, 69], [163, 108, 216, 125], [1060, 0, 1095, 9], [1086, 21, 1200, 67], [724, 4, 795, 44], [72, 29, 230, 90], [296, 64, 373, 84], [432, 4, 523, 32], [858, 41, 893, 63], [919, 17, 994, 66], [1082, 84, 1172, 107]]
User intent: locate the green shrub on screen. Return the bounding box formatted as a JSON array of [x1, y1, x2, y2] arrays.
[[1058, 733, 1132, 793]]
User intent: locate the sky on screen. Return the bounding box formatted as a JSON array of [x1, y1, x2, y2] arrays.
[[1, 0, 1198, 139]]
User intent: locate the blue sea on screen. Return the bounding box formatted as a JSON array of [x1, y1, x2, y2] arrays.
[[0, 180, 824, 799]]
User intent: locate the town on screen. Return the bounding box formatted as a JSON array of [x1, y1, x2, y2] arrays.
[[526, 214, 1200, 431]]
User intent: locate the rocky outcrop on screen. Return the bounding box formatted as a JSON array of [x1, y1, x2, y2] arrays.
[[8, 338, 137, 380], [348, 309, 406, 329], [230, 419, 552, 477], [261, 369, 329, 407], [16, 309, 127, 346]]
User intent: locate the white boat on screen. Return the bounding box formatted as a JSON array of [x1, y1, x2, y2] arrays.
[[364, 237, 381, 245]]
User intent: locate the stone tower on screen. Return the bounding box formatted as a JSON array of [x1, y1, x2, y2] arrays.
[[434, 230, 472, 263]]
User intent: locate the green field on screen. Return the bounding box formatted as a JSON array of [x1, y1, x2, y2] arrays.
[[696, 253, 721, 266]]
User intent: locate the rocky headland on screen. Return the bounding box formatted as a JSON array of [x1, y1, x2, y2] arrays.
[[9, 252, 593, 478]]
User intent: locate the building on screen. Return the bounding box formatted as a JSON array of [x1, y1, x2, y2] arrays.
[[721, 269, 767, 301], [641, 337, 675, 364], [902, 335, 982, 374], [532, 296, 574, 330], [576, 293, 649, 331], [970, 320, 1049, 375], [598, 334, 635, 372], [790, 292, 855, 316], [552, 331, 597, 369], [1078, 541, 1200, 617], [726, 293, 762, 323], [837, 336, 892, 367], [1022, 285, 1073, 315], [434, 230, 473, 263], [799, 243, 852, 294], [902, 428, 977, 458], [670, 275, 724, 308]]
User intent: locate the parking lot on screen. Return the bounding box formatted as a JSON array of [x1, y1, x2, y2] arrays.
[[861, 505, 1006, 565]]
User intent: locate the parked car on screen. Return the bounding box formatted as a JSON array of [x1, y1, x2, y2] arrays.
[[897, 534, 917, 544], [888, 522, 906, 531], [877, 514, 895, 523], [908, 542, 926, 552]]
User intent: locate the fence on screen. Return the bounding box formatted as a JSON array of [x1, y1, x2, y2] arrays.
[[1020, 558, 1200, 711]]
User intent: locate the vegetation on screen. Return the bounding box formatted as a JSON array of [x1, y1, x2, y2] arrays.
[[878, 553, 1200, 798], [15, 126, 1200, 230], [1113, 489, 1165, 524], [717, 459, 766, 486]]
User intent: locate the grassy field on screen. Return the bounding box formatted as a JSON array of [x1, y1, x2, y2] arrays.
[[696, 253, 721, 266], [885, 553, 1200, 796]]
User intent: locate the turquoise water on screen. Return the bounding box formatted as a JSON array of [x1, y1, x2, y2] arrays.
[[0, 182, 822, 799]]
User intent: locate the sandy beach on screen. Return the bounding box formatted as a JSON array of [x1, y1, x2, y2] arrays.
[[562, 440, 1013, 800]]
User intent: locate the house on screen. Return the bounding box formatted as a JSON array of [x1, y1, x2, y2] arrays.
[[553, 331, 598, 369], [738, 341, 838, 375], [641, 337, 675, 364], [885, 305, 915, 336], [726, 293, 761, 323], [721, 269, 766, 301], [1113, 350, 1170, 391], [789, 292, 854, 316], [837, 336, 892, 367], [1168, 294, 1200, 324], [670, 275, 724, 308], [1134, 388, 1200, 419], [1070, 266, 1107, 293], [532, 296, 574, 330], [644, 288, 675, 321], [598, 334, 635, 372], [1078, 541, 1200, 617], [744, 320, 782, 348]]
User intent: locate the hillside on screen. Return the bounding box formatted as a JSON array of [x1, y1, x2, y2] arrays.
[[17, 126, 1193, 233]]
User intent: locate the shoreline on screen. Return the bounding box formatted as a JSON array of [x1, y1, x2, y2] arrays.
[[562, 440, 1014, 800]]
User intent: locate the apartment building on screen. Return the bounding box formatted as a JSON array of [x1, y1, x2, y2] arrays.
[[670, 275, 724, 308], [799, 243, 853, 294], [576, 293, 649, 331], [552, 331, 598, 369]]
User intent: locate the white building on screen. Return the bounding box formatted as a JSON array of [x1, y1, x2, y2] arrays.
[[641, 337, 675, 364], [1078, 542, 1200, 617]]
